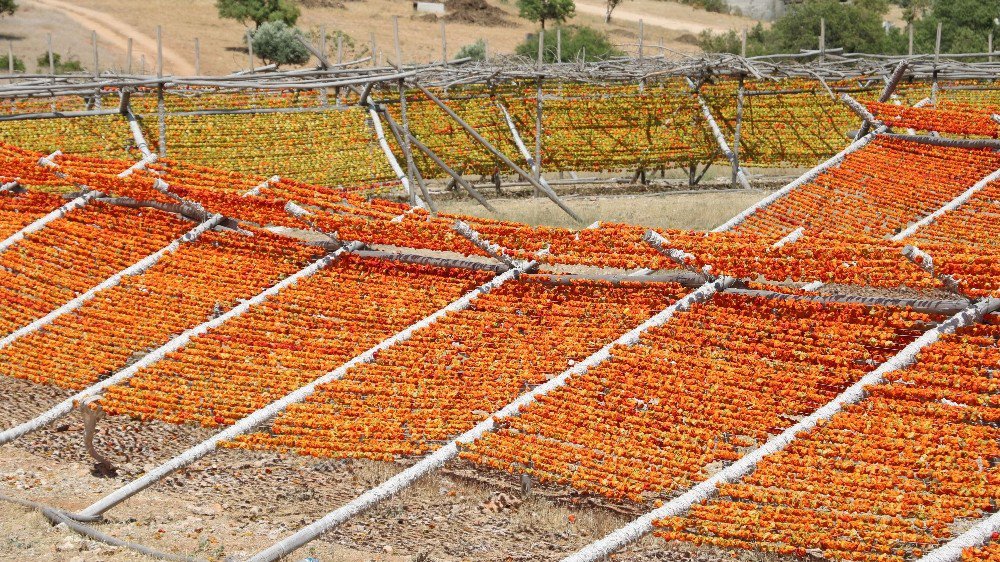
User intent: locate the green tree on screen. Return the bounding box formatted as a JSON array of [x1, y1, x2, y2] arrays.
[[0, 0, 16, 18], [911, 0, 1000, 54], [516, 0, 575, 30], [516, 25, 622, 62], [216, 0, 299, 29], [699, 0, 904, 55], [250, 21, 310, 67], [456, 39, 487, 61], [0, 53, 24, 72]]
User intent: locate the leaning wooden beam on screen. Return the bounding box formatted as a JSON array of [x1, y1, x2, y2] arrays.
[[901, 245, 964, 295], [120, 95, 154, 160], [685, 78, 752, 191], [454, 219, 517, 268], [352, 249, 506, 274], [495, 100, 552, 192], [0, 242, 362, 446], [892, 166, 1000, 241], [415, 83, 584, 224], [559, 297, 1000, 562], [841, 93, 885, 131], [378, 105, 436, 212], [0, 213, 225, 352], [367, 106, 423, 209], [69, 226, 541, 521], [0, 108, 121, 122], [381, 110, 497, 213], [643, 230, 707, 279], [857, 61, 908, 139], [244, 275, 736, 562]]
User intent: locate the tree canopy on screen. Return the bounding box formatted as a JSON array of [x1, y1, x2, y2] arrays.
[[516, 25, 622, 62], [516, 0, 575, 30], [250, 21, 310, 67], [216, 0, 299, 29], [0, 0, 16, 18]]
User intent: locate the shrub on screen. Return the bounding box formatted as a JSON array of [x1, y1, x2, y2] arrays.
[[457, 39, 487, 61], [516, 25, 623, 62], [250, 21, 311, 67]]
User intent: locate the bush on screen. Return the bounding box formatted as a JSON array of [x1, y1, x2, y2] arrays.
[[516, 25, 623, 62], [456, 39, 487, 61], [36, 52, 84, 73], [217, 0, 299, 28], [0, 53, 24, 72], [250, 21, 311, 67]]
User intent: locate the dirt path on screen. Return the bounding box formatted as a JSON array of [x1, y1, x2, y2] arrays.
[[25, 0, 197, 75], [574, 0, 749, 34]]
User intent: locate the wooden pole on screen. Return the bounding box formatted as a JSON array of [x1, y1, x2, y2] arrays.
[[556, 28, 561, 62], [337, 34, 343, 64], [908, 24, 913, 57], [933, 21, 941, 105], [194, 37, 201, 75], [989, 32, 993, 64], [47, 33, 54, 76], [535, 76, 543, 186], [440, 19, 447, 64], [140, 54, 145, 75], [819, 18, 825, 62], [393, 16, 403, 69], [246, 29, 254, 72], [7, 42, 12, 75], [127, 38, 133, 74], [319, 26, 328, 106], [733, 74, 745, 187], [638, 19, 644, 60], [741, 28, 747, 58], [92, 30, 99, 79], [157, 26, 166, 158], [537, 29, 544, 67], [370, 32, 376, 67]]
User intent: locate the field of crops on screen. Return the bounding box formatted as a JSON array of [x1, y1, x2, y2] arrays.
[[2, 80, 1000, 562]]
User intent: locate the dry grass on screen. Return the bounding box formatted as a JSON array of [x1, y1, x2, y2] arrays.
[[437, 189, 768, 230], [0, 0, 757, 75]]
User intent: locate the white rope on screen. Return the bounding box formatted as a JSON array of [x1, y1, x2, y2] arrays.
[[0, 214, 224, 350], [75, 226, 540, 519], [0, 243, 361, 446], [245, 275, 737, 562], [559, 297, 1000, 562]]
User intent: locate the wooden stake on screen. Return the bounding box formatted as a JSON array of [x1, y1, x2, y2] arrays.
[[393, 16, 402, 69], [156, 26, 166, 158], [638, 19, 644, 60], [440, 19, 447, 64], [556, 28, 561, 62], [127, 37, 133, 74], [819, 18, 825, 61], [535, 76, 543, 189], [337, 34, 343, 64], [741, 28, 747, 58], [47, 33, 54, 76], [370, 32, 376, 67], [537, 29, 544, 67], [935, 21, 941, 64], [7, 42, 12, 75], [194, 37, 201, 75], [319, 26, 328, 106], [733, 75, 745, 187], [908, 24, 913, 57], [92, 30, 99, 79], [989, 32, 993, 64], [140, 54, 145, 75], [246, 29, 254, 72], [398, 80, 417, 206]]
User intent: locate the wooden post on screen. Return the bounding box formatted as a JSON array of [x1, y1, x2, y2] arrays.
[[399, 80, 417, 206], [908, 24, 914, 57], [246, 29, 254, 72], [47, 33, 54, 76], [157, 26, 166, 158], [140, 54, 145, 75], [989, 32, 993, 64], [556, 28, 561, 62], [741, 28, 747, 58], [337, 34, 343, 64], [535, 77, 543, 188], [127, 38, 133, 74], [319, 26, 328, 106], [733, 75, 745, 188], [370, 32, 377, 67], [933, 21, 941, 105], [819, 18, 825, 61], [92, 30, 99, 79], [638, 19, 644, 60], [440, 19, 447, 64], [537, 29, 544, 67], [393, 16, 403, 69], [7, 42, 12, 75], [194, 37, 201, 75]]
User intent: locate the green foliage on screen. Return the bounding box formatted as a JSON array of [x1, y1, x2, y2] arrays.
[[911, 0, 1000, 54], [516, 0, 575, 30], [250, 21, 310, 67], [0, 0, 16, 18], [456, 39, 487, 61], [678, 0, 728, 14], [35, 52, 84, 73], [698, 0, 904, 55], [216, 0, 300, 28], [516, 25, 623, 62], [0, 53, 24, 72]]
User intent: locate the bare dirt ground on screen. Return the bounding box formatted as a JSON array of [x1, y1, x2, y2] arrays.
[[0, 0, 757, 75]]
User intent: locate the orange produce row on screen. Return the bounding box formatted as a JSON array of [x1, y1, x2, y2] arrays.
[[463, 294, 938, 503], [228, 277, 689, 460], [100, 256, 491, 427], [0, 228, 322, 390], [866, 101, 1000, 137], [658, 319, 1000, 562]]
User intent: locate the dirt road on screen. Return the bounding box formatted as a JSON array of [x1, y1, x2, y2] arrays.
[[574, 0, 750, 35], [26, 0, 197, 75]]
